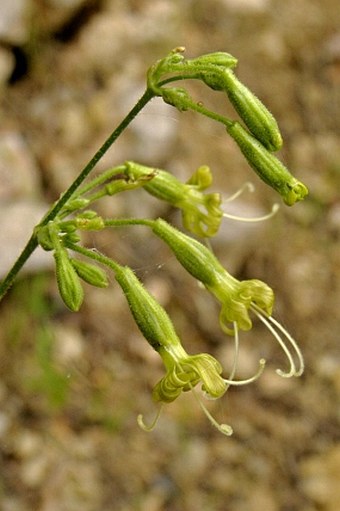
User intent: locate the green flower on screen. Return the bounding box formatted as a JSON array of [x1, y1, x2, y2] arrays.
[[153, 346, 227, 403], [181, 165, 223, 237], [127, 162, 223, 237], [207, 275, 274, 335], [113, 263, 227, 399], [150, 218, 303, 378], [113, 262, 232, 433], [111, 255, 303, 436], [151, 219, 274, 333]]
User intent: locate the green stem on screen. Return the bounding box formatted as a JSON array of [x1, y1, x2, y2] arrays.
[[66, 242, 121, 274], [66, 219, 155, 269], [42, 89, 153, 222], [0, 233, 38, 298], [104, 218, 154, 228], [73, 164, 127, 198], [157, 76, 233, 128], [186, 100, 233, 128], [0, 89, 154, 301], [79, 188, 108, 206], [0, 71, 235, 302]]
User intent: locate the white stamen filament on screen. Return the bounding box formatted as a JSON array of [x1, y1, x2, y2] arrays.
[[224, 182, 255, 202], [192, 387, 233, 436], [223, 358, 266, 385], [221, 322, 266, 386], [223, 203, 279, 223], [228, 321, 239, 381], [137, 405, 163, 432], [251, 304, 304, 377], [266, 313, 304, 377]]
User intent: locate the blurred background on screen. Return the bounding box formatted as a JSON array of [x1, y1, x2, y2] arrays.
[[0, 0, 339, 510]]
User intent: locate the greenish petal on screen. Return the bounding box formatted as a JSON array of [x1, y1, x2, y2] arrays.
[[152, 352, 227, 404]]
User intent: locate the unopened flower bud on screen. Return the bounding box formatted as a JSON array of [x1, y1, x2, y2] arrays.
[[36, 225, 54, 251], [187, 52, 238, 91], [188, 52, 238, 69], [227, 121, 308, 205], [71, 259, 109, 288], [114, 264, 182, 352], [127, 163, 222, 237], [160, 87, 191, 111], [54, 248, 84, 311], [75, 212, 105, 230], [62, 197, 90, 214], [222, 69, 283, 151]]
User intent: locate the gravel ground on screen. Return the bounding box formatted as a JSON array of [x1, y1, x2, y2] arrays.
[[1, 1, 340, 510]]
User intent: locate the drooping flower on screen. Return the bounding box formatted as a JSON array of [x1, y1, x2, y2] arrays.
[[151, 219, 273, 330], [113, 262, 234, 433], [109, 252, 304, 436], [208, 275, 274, 335], [152, 348, 227, 403], [113, 263, 227, 399], [150, 218, 304, 378], [126, 162, 223, 237]]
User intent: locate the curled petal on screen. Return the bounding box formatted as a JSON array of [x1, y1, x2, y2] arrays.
[[186, 165, 213, 190], [223, 358, 266, 386], [184, 354, 227, 398], [219, 300, 253, 334], [223, 203, 279, 223], [152, 353, 227, 403], [239, 280, 274, 317], [180, 191, 223, 237], [152, 366, 192, 403]]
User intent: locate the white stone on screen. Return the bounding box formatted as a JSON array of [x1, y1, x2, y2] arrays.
[[0, 201, 53, 279], [0, 47, 14, 86], [130, 95, 179, 162], [0, 0, 29, 44], [0, 131, 41, 200], [221, 0, 270, 12]]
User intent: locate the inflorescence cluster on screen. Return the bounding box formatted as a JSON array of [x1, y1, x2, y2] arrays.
[[2, 48, 308, 435]]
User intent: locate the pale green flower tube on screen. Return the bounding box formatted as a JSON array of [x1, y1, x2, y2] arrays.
[[114, 264, 182, 353], [126, 162, 223, 237], [227, 121, 308, 205], [53, 247, 84, 311], [221, 69, 283, 151], [151, 219, 274, 333]]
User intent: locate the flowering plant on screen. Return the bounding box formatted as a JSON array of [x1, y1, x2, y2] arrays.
[[0, 48, 307, 435]]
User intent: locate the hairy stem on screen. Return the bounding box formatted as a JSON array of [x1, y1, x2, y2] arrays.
[[104, 218, 154, 228], [158, 75, 233, 128], [66, 243, 121, 274]]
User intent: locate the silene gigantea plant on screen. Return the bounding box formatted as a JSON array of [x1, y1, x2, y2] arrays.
[[0, 48, 308, 436]]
